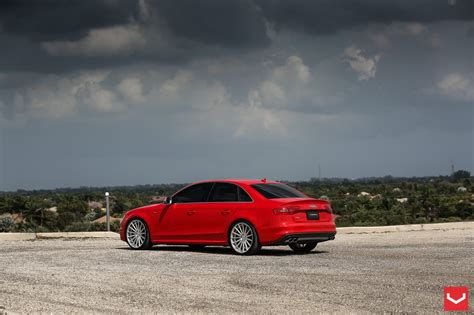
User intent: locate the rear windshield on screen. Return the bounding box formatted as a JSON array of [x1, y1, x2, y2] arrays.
[[251, 183, 307, 199]]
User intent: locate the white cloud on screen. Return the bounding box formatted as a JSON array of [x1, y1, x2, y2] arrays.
[[232, 108, 284, 139], [232, 56, 312, 137], [1, 56, 331, 142], [3, 71, 134, 119], [259, 81, 287, 107], [250, 56, 312, 109], [78, 82, 124, 112], [273, 55, 311, 84], [158, 70, 193, 99], [438, 73, 474, 102], [344, 46, 381, 81], [9, 72, 107, 118], [42, 24, 146, 57], [146, 67, 290, 139], [369, 22, 440, 49], [117, 78, 145, 103]]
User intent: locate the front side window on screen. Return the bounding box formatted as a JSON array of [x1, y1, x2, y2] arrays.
[[251, 183, 306, 199], [173, 183, 213, 203]]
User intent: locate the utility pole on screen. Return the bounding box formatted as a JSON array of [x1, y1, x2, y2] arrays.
[[451, 161, 455, 176], [105, 192, 110, 232], [318, 163, 321, 181]]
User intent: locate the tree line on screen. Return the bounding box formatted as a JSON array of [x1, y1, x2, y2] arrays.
[[0, 172, 472, 232]]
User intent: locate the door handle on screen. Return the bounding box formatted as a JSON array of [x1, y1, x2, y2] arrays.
[[221, 209, 231, 215], [187, 210, 195, 216]]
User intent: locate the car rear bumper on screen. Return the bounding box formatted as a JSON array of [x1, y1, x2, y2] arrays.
[[259, 221, 336, 245], [274, 232, 336, 245]]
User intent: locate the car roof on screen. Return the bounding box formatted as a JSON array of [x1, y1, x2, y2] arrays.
[[193, 179, 279, 185]]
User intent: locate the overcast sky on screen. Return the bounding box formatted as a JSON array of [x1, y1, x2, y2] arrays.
[[0, 0, 473, 190]]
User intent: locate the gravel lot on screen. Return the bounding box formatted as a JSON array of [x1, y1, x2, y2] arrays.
[[0, 229, 473, 313]]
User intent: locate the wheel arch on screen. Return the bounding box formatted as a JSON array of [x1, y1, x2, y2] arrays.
[[123, 208, 152, 226]]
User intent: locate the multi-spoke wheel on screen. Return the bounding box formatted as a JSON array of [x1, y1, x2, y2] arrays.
[[126, 218, 152, 250], [289, 242, 317, 253], [229, 221, 260, 255]]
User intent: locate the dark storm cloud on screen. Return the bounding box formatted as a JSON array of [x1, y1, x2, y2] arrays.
[[256, 0, 473, 35], [152, 0, 269, 48], [1, 0, 472, 44], [0, 0, 472, 74], [0, 0, 270, 73], [0, 0, 269, 46], [0, 0, 139, 41]]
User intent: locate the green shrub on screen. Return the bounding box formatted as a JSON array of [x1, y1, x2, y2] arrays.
[[64, 222, 92, 232], [64, 220, 120, 232], [0, 215, 14, 232], [414, 217, 429, 224], [35, 226, 50, 232], [436, 216, 462, 223]]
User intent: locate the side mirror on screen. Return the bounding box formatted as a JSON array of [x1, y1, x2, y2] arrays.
[[163, 196, 173, 205]]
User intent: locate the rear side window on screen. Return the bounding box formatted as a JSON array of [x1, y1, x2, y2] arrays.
[[173, 183, 214, 203], [208, 183, 253, 202], [238, 187, 252, 202], [251, 183, 306, 199], [209, 183, 238, 202]]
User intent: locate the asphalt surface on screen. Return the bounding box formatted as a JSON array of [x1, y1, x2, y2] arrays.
[[0, 229, 473, 313]]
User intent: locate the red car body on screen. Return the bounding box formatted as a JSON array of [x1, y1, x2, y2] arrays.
[[120, 179, 336, 251]]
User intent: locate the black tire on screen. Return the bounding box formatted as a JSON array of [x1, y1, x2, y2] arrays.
[[188, 245, 206, 250], [228, 221, 261, 255], [125, 218, 152, 250], [289, 242, 317, 253]]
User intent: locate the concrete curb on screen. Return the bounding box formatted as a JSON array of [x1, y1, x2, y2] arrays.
[[36, 231, 120, 239], [0, 231, 119, 241], [0, 233, 36, 241], [337, 221, 474, 234]]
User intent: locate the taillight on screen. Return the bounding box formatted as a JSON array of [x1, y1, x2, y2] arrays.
[[273, 206, 300, 215]]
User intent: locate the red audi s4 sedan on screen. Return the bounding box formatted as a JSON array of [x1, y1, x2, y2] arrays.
[[120, 179, 336, 255]]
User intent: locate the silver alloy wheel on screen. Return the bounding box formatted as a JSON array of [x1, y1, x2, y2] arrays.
[[230, 222, 254, 254], [294, 243, 306, 249], [126, 219, 147, 249]]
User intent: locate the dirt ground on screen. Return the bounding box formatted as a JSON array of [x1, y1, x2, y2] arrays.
[[0, 228, 473, 313]]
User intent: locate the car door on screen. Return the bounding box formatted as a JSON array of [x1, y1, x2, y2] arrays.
[[195, 182, 251, 242], [154, 182, 213, 242]]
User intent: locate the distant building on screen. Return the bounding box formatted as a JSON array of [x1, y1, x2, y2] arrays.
[[46, 206, 57, 212], [392, 188, 401, 192], [358, 192, 371, 197], [370, 194, 383, 200], [457, 186, 467, 192], [396, 198, 408, 203], [150, 195, 166, 203], [11, 213, 26, 224], [88, 201, 103, 210]]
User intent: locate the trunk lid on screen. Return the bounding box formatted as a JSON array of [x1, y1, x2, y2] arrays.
[[273, 198, 333, 222]]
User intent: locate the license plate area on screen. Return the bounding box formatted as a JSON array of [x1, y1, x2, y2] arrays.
[[306, 211, 319, 220]]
